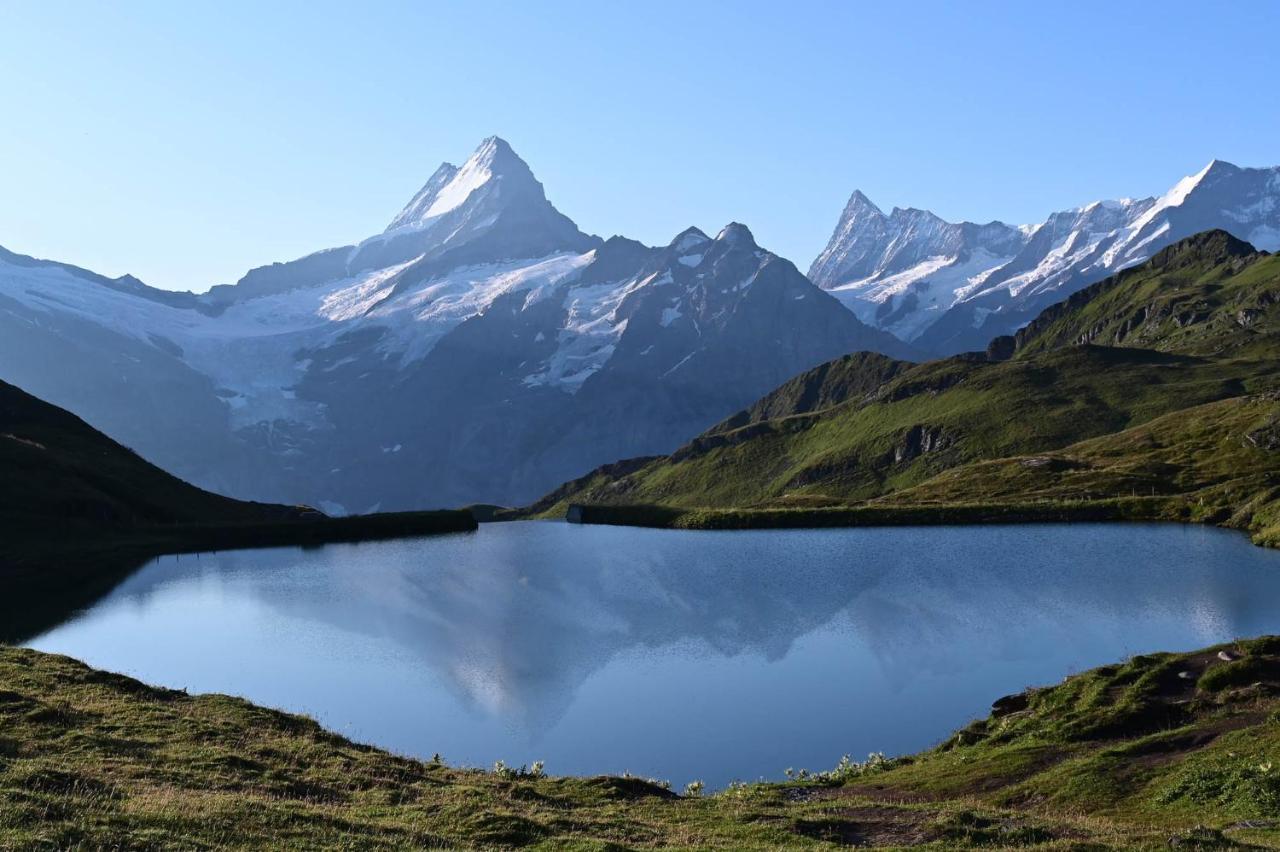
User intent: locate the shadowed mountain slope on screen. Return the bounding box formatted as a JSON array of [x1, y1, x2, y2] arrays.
[[0, 379, 476, 574]]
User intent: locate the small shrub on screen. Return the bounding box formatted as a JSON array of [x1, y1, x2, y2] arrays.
[[619, 771, 671, 790], [936, 810, 1053, 847], [1199, 657, 1280, 693], [1158, 755, 1280, 815], [683, 780, 704, 798], [491, 759, 546, 780], [1240, 636, 1280, 656], [785, 753, 904, 783]]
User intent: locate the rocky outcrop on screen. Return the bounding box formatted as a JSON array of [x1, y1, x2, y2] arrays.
[[1246, 417, 1280, 451], [893, 425, 956, 464]]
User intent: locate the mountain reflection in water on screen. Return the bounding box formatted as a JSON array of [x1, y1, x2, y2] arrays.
[[26, 521, 1280, 786]]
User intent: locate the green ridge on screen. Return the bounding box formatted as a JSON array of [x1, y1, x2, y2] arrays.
[[5, 639, 1280, 849]]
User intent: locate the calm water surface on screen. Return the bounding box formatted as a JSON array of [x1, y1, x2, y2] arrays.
[[27, 522, 1280, 787]]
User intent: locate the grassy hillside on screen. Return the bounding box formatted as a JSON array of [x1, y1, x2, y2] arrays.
[[529, 231, 1280, 539], [874, 393, 1280, 546], [534, 347, 1274, 513], [587, 392, 1280, 544], [704, 351, 912, 435], [1011, 229, 1278, 359], [6, 639, 1280, 849]]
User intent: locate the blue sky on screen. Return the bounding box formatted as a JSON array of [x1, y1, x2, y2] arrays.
[[2, 0, 1278, 292]]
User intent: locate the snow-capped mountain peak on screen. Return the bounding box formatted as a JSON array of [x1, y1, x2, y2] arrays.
[[842, 189, 884, 219], [807, 188, 1027, 341], [0, 133, 912, 515], [385, 162, 461, 232], [1174, 159, 1224, 199], [1125, 160, 1221, 234], [715, 222, 757, 247], [670, 226, 711, 252], [812, 158, 1280, 355], [384, 136, 534, 233]]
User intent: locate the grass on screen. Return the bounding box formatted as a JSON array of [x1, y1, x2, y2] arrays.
[[562, 393, 1280, 549], [533, 347, 1276, 516], [1013, 229, 1280, 360], [566, 496, 1170, 530], [8, 638, 1280, 849]]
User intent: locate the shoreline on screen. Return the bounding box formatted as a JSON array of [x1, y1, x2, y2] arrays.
[[560, 496, 1280, 548], [1, 508, 479, 567], [0, 509, 478, 644], [5, 635, 1280, 848]]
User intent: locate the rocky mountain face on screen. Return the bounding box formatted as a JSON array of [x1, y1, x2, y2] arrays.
[[811, 160, 1280, 355], [0, 138, 910, 511]]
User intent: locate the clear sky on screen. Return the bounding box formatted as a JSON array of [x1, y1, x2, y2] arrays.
[[3, 0, 1278, 292]]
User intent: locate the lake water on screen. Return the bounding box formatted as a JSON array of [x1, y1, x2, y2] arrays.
[[26, 521, 1280, 787]]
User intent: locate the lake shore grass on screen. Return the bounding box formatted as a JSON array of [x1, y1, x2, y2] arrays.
[[554, 394, 1280, 549], [5, 637, 1280, 849], [563, 496, 1173, 531], [561, 492, 1280, 549]]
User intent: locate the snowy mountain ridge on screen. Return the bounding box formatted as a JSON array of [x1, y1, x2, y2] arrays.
[[811, 159, 1280, 354], [7, 140, 1277, 510], [0, 137, 906, 512]]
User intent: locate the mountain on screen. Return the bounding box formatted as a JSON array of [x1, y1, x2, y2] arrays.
[[0, 378, 475, 557], [0, 377, 296, 540], [1007, 229, 1275, 358], [531, 231, 1280, 537], [811, 160, 1280, 354], [203, 137, 600, 307], [0, 138, 912, 512], [807, 193, 1027, 342]]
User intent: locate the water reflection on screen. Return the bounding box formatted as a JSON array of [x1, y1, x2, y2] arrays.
[[0, 551, 148, 644], [25, 521, 1280, 785]]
